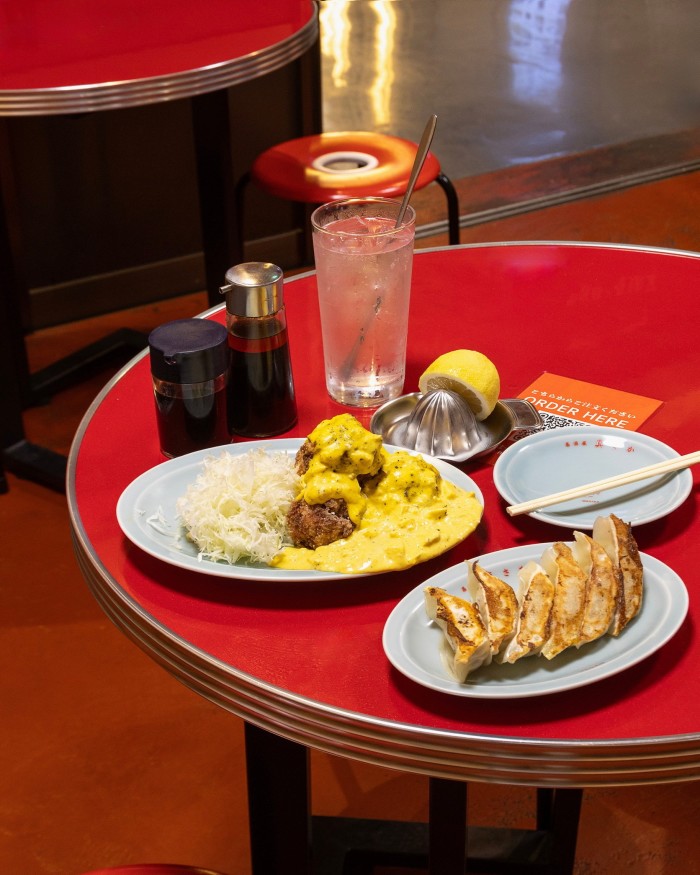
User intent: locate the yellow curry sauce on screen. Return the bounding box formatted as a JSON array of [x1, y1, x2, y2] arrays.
[[270, 414, 483, 574]]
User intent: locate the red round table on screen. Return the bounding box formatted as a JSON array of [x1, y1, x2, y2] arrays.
[[1, 0, 320, 490], [0, 0, 319, 111], [68, 243, 700, 873]]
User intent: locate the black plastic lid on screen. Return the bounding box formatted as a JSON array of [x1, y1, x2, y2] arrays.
[[148, 319, 228, 383]]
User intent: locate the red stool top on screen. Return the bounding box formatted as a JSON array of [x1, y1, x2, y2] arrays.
[[250, 131, 442, 202]]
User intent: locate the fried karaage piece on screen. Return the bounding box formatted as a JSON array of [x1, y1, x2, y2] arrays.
[[286, 497, 354, 549]]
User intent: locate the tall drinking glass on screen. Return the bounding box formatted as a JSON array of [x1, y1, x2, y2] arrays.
[[311, 197, 416, 407]]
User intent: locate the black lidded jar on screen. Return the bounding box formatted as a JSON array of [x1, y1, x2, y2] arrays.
[[221, 262, 297, 437], [148, 318, 230, 458]]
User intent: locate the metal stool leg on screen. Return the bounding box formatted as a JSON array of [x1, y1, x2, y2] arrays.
[[436, 171, 461, 245]]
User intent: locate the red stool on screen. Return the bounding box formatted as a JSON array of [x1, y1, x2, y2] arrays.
[[81, 866, 229, 875], [238, 131, 461, 261]]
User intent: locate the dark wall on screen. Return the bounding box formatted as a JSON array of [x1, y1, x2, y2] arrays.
[[5, 55, 317, 329]]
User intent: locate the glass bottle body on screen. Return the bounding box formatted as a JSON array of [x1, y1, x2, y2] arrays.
[[226, 312, 297, 437], [153, 373, 229, 458]]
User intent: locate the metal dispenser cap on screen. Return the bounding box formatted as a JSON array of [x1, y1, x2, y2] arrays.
[[220, 262, 284, 317]]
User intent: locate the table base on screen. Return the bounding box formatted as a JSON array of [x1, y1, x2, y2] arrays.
[[1, 322, 147, 493], [29, 328, 148, 403], [2, 440, 67, 493], [245, 723, 583, 875]]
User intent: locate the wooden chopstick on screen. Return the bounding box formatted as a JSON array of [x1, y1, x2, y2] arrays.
[[506, 450, 700, 517]]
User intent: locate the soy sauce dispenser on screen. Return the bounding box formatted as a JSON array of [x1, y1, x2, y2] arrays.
[[221, 262, 297, 437], [148, 318, 230, 458]]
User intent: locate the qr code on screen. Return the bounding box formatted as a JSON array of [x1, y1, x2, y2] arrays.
[[538, 412, 589, 431], [504, 411, 590, 451]]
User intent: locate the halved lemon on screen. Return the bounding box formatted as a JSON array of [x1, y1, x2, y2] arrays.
[[418, 350, 500, 421]]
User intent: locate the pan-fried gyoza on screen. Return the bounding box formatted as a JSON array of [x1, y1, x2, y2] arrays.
[[424, 514, 644, 682]]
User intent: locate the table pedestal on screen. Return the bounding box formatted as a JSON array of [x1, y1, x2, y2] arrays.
[[245, 723, 583, 875]]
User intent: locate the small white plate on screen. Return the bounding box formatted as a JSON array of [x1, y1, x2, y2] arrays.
[[383, 545, 688, 699], [116, 438, 484, 583], [493, 426, 692, 529]]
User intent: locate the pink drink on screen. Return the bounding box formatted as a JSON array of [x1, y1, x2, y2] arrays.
[[312, 200, 415, 407]]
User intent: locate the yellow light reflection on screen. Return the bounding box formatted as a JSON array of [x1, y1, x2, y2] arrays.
[[319, 0, 352, 89], [319, 0, 397, 130], [369, 1, 397, 128]]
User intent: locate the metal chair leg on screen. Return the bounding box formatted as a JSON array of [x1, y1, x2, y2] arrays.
[[436, 171, 461, 245]]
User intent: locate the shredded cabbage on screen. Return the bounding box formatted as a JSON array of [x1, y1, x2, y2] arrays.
[[176, 448, 300, 565]]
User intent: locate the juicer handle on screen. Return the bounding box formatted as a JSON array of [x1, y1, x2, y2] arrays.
[[500, 399, 543, 433]]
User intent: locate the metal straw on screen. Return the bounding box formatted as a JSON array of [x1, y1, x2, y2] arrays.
[[395, 113, 438, 228]]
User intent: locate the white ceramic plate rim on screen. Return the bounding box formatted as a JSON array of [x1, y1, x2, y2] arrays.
[[492, 426, 692, 529], [116, 438, 484, 582], [382, 544, 688, 699]]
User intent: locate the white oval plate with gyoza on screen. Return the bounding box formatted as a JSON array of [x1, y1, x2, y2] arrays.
[[382, 544, 687, 698]]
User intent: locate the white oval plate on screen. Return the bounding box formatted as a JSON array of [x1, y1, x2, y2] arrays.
[[493, 426, 692, 529], [116, 439, 484, 582], [383, 544, 687, 698]]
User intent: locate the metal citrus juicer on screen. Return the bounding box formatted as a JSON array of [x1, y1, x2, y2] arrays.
[[370, 390, 543, 462]]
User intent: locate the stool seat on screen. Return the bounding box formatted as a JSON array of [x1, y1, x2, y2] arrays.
[[251, 131, 445, 203]]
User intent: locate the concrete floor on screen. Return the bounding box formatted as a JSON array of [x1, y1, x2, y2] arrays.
[[319, 0, 700, 177]]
